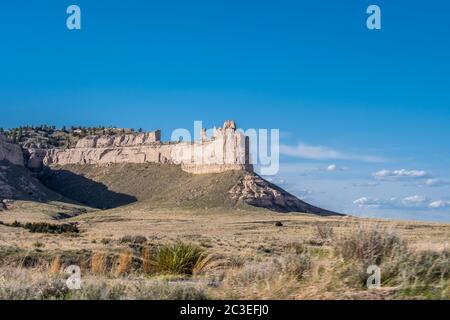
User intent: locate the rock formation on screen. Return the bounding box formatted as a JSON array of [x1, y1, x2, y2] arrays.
[[0, 122, 340, 215], [229, 173, 339, 215], [75, 131, 161, 148], [42, 121, 253, 174], [0, 133, 24, 166]]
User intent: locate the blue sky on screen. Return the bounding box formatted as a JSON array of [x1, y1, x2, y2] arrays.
[[1, 1, 449, 222]]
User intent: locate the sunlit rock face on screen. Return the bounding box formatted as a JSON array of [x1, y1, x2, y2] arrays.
[[42, 121, 253, 175]]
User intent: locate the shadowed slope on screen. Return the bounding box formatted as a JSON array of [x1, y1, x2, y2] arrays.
[[0, 160, 94, 220], [0, 160, 65, 202]]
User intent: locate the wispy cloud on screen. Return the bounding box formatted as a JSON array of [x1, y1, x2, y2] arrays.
[[352, 182, 380, 187], [371, 169, 449, 188], [326, 164, 351, 172], [423, 178, 450, 187], [429, 200, 450, 209], [372, 169, 430, 180], [353, 197, 398, 209], [354, 195, 450, 211], [280, 143, 386, 163]]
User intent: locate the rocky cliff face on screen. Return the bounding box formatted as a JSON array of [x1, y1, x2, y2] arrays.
[[0, 134, 24, 166], [44, 145, 172, 167], [75, 131, 161, 148], [229, 173, 340, 215], [42, 121, 253, 175]]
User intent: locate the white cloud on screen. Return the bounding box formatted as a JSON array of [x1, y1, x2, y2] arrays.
[[424, 178, 450, 187], [327, 164, 337, 172], [326, 164, 351, 172], [280, 143, 385, 163], [372, 169, 430, 180], [402, 195, 428, 207], [353, 197, 398, 209], [429, 200, 450, 209], [371, 169, 450, 188], [354, 195, 432, 210]]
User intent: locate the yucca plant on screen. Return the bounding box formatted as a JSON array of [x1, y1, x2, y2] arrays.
[[152, 243, 205, 275]]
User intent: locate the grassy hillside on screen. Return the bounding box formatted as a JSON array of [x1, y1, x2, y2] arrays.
[[40, 163, 249, 210]]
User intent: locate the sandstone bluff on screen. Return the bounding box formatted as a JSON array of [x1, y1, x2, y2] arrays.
[[36, 120, 252, 175], [0, 122, 340, 216]]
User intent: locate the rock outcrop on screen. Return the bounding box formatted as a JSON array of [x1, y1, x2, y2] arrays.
[[0, 134, 24, 166], [229, 173, 340, 215], [75, 131, 161, 148], [26, 149, 48, 170], [42, 122, 253, 175]]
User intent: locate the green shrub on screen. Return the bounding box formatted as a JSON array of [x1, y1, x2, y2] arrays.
[[1, 221, 79, 234], [151, 243, 205, 275]]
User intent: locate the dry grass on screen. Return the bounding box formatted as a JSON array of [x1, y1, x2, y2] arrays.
[[1, 201, 449, 300], [333, 223, 405, 266], [48, 256, 61, 275], [141, 247, 152, 274], [315, 223, 334, 241], [193, 253, 233, 276], [218, 253, 311, 300], [91, 252, 107, 275], [0, 266, 209, 300], [114, 251, 133, 276]]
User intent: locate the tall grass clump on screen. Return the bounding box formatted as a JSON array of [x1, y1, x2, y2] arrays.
[[219, 252, 312, 299], [332, 224, 408, 288], [91, 252, 107, 275], [192, 253, 233, 276], [49, 256, 62, 275], [333, 224, 405, 266], [114, 251, 133, 276], [141, 247, 152, 274], [397, 249, 450, 299], [151, 243, 205, 275]]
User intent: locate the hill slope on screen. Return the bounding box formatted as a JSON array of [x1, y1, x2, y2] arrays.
[[0, 160, 64, 202], [39, 163, 340, 216], [0, 160, 92, 220]]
